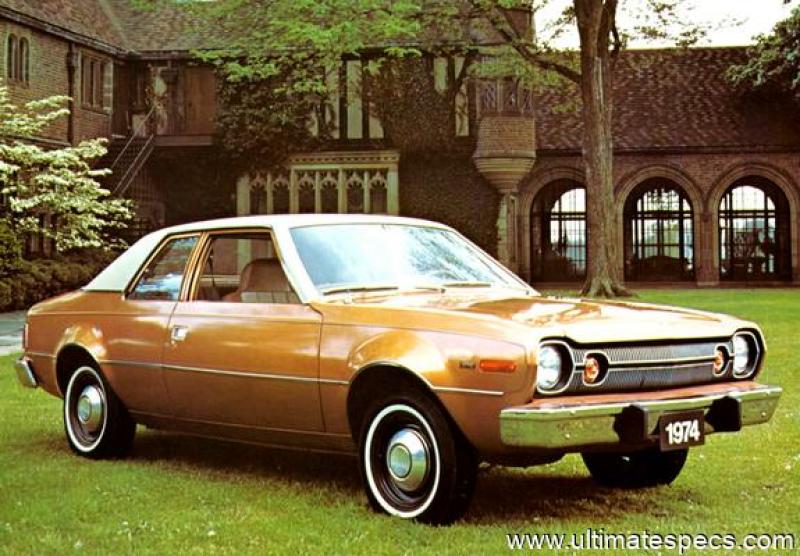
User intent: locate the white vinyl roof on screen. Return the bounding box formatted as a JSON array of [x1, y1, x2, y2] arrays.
[[84, 214, 450, 293]]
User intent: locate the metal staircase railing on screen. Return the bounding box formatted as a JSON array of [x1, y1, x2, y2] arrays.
[[109, 104, 157, 197]]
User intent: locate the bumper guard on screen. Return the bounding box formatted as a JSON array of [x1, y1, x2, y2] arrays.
[[14, 356, 39, 389]]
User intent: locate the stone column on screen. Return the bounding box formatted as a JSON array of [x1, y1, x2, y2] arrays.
[[695, 209, 719, 286], [472, 79, 536, 272]]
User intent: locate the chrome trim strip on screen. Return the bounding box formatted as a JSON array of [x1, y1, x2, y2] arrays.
[[566, 360, 716, 377], [576, 354, 717, 369], [164, 363, 321, 383], [103, 358, 497, 393], [433, 385, 504, 397], [26, 350, 54, 359], [161, 363, 349, 385], [100, 359, 158, 369]]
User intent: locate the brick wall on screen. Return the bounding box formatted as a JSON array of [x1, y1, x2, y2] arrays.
[[0, 21, 70, 142], [74, 46, 112, 141], [0, 20, 112, 144]]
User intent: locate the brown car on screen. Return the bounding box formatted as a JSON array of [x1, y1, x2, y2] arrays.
[[15, 215, 782, 524]]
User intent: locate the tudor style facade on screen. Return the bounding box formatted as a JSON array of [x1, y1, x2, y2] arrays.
[[2, 1, 799, 286]]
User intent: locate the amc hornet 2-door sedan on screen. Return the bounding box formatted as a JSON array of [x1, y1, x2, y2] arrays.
[[16, 215, 782, 524]]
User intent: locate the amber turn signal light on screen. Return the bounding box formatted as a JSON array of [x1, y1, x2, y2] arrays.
[[713, 348, 726, 374], [479, 359, 517, 373], [584, 356, 601, 384]]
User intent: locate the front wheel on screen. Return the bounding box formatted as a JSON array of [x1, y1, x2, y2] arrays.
[[582, 448, 688, 488], [359, 392, 477, 525], [63, 364, 136, 459]]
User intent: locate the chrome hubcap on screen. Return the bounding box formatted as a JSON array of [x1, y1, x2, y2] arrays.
[[385, 428, 429, 492], [76, 385, 104, 433]]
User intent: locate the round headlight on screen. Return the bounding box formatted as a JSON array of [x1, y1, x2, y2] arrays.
[[733, 334, 751, 377], [537, 345, 563, 391]]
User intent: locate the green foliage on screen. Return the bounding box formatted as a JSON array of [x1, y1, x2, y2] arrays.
[[0, 220, 22, 278], [370, 58, 461, 154], [729, 5, 800, 103], [0, 86, 133, 252], [216, 73, 325, 171], [0, 250, 115, 310]]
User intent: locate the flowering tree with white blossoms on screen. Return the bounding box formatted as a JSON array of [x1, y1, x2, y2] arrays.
[[0, 86, 131, 252]]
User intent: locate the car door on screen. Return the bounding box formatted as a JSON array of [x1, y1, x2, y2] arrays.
[[104, 233, 200, 415], [160, 229, 324, 431]]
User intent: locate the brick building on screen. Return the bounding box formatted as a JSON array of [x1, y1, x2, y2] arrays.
[[2, 1, 799, 287]]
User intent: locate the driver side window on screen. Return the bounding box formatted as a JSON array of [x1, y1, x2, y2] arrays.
[[194, 232, 299, 304]]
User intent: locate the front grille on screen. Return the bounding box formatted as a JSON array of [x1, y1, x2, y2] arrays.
[[552, 338, 734, 395]]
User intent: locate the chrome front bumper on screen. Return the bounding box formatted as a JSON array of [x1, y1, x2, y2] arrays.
[[14, 356, 38, 388], [500, 384, 782, 450]]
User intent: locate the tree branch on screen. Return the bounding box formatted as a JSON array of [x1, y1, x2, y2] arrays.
[[605, 0, 622, 68], [469, 0, 581, 83]]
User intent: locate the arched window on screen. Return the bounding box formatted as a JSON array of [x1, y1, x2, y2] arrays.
[[249, 183, 266, 215], [18, 37, 29, 83], [272, 179, 290, 214], [346, 172, 364, 213], [297, 174, 316, 213], [320, 176, 339, 213], [530, 180, 586, 281], [719, 177, 791, 281], [6, 34, 17, 80], [624, 179, 694, 281], [369, 171, 388, 214]]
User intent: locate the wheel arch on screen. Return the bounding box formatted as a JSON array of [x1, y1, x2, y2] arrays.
[[55, 343, 100, 397], [346, 362, 471, 450]]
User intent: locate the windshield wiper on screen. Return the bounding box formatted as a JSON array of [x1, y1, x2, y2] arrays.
[[403, 283, 446, 293], [442, 281, 494, 288], [321, 284, 399, 296]]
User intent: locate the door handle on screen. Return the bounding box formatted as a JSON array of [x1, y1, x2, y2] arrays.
[[170, 325, 189, 343]]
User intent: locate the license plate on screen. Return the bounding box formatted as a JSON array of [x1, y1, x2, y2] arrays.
[[659, 410, 705, 451]]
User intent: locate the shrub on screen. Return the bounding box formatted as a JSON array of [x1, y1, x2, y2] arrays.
[[0, 220, 23, 277], [0, 249, 117, 311]]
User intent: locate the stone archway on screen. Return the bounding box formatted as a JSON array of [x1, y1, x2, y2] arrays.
[[708, 162, 800, 283]]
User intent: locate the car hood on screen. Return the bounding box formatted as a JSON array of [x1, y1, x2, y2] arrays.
[[367, 292, 744, 343]]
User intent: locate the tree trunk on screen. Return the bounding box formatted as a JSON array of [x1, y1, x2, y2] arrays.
[[575, 0, 630, 297]]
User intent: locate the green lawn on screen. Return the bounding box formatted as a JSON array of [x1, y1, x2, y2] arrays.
[[1, 289, 798, 555]]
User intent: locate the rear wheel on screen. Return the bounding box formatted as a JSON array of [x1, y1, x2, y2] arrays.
[[359, 391, 477, 525], [582, 448, 688, 488], [63, 364, 136, 459]]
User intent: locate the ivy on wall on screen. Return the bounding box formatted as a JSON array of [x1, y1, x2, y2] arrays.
[[208, 56, 499, 254], [400, 151, 498, 255], [149, 147, 235, 226], [216, 73, 327, 173]]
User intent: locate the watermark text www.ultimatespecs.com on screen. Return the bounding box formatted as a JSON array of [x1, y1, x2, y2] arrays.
[[505, 529, 796, 554]]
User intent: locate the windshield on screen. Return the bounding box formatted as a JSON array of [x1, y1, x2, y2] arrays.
[[290, 223, 528, 295]]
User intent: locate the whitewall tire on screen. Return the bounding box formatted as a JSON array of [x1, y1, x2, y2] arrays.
[[359, 391, 477, 524], [63, 364, 135, 459]]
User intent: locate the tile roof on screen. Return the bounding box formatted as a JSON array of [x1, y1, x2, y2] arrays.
[[2, 3, 798, 150], [535, 47, 800, 151], [0, 0, 127, 49], [101, 0, 206, 52], [0, 0, 204, 52]]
